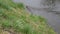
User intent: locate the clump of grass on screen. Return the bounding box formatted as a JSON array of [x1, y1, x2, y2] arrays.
[[0, 0, 56, 34]]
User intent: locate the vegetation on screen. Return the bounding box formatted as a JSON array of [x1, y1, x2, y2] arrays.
[[0, 0, 56, 34]]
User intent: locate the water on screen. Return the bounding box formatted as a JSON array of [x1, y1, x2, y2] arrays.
[[26, 7, 60, 34], [12, 0, 49, 8], [13, 0, 60, 34]]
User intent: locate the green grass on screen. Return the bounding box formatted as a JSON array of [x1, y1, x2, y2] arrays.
[[0, 0, 56, 34]]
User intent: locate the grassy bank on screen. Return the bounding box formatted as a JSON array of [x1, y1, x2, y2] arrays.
[[0, 0, 56, 34]]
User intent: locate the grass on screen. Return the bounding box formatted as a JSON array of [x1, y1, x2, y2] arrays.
[[0, 0, 56, 34]]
